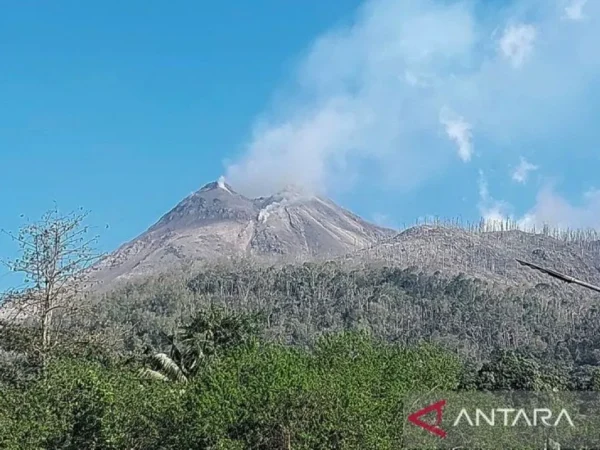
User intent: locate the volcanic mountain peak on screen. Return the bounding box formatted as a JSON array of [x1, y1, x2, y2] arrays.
[[254, 184, 312, 204], [253, 185, 316, 222], [90, 180, 393, 288], [148, 179, 257, 232], [199, 176, 235, 194], [276, 183, 313, 199]]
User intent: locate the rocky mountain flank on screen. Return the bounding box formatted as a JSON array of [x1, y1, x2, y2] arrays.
[[356, 224, 600, 291], [91, 179, 600, 296], [90, 180, 395, 287]]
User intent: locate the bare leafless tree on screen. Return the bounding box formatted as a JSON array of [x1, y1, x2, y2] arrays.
[[0, 207, 102, 362], [516, 258, 600, 294]]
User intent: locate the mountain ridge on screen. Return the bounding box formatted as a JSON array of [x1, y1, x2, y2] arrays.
[[90, 180, 395, 288], [90, 180, 600, 297]]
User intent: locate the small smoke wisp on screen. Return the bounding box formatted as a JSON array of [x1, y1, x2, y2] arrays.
[[511, 157, 538, 184]]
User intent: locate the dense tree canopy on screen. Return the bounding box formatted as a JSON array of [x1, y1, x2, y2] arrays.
[[2, 213, 600, 448]]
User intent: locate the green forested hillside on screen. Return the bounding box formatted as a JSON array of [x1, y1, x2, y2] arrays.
[[0, 332, 463, 449], [94, 261, 600, 368], [3, 215, 600, 448]]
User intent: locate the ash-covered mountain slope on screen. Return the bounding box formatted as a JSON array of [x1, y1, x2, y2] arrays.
[[354, 224, 600, 290], [250, 186, 392, 257], [91, 180, 600, 294], [90, 180, 395, 287]]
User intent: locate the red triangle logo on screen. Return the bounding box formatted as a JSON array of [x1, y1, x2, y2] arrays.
[[407, 399, 447, 439]]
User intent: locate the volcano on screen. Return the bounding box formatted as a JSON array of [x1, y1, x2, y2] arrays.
[[90, 180, 395, 287]]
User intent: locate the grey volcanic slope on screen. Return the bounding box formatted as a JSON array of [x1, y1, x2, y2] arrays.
[[89, 181, 395, 287], [355, 225, 600, 291]]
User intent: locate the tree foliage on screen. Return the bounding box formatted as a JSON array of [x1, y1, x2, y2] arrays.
[[0, 332, 461, 449], [90, 262, 600, 368], [3, 210, 600, 447]]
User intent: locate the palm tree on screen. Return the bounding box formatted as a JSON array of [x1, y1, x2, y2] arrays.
[[139, 306, 262, 382], [139, 351, 188, 383]]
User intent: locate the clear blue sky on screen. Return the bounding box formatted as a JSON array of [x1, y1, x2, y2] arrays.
[[1, 0, 599, 290], [0, 1, 362, 278]]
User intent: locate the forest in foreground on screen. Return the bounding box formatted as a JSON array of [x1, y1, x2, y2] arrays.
[[2, 210, 600, 449]]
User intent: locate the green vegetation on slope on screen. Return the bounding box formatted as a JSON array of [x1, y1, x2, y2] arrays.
[[0, 331, 462, 450], [92, 261, 600, 369], [3, 209, 600, 448]]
